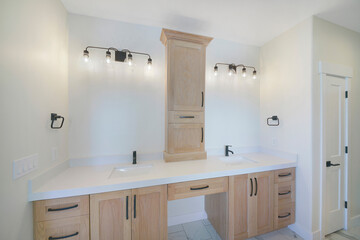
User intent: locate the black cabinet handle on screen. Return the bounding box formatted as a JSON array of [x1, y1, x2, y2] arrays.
[[254, 177, 258, 196], [133, 195, 136, 219], [250, 178, 253, 197], [49, 232, 79, 240], [126, 196, 129, 220], [201, 92, 204, 107], [179, 116, 195, 119], [190, 185, 209, 190], [278, 173, 291, 177], [48, 204, 78, 212], [278, 213, 291, 219], [201, 127, 204, 143], [279, 191, 291, 196]]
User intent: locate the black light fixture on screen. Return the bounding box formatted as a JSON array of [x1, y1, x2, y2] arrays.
[[82, 46, 152, 69], [214, 63, 257, 79]]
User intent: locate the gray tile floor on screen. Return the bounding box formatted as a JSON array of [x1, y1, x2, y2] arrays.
[[168, 219, 303, 240], [325, 226, 360, 240]]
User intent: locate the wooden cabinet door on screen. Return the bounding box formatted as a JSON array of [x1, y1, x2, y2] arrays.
[[90, 190, 132, 240], [167, 39, 205, 111], [132, 185, 167, 240], [248, 171, 274, 237], [229, 175, 249, 240], [168, 123, 204, 153]]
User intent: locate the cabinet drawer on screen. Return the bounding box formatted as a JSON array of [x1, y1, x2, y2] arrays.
[[34, 215, 89, 240], [168, 111, 204, 124], [274, 202, 295, 230], [34, 196, 89, 222], [168, 177, 228, 200], [275, 181, 295, 206], [274, 168, 295, 183], [168, 124, 204, 153]]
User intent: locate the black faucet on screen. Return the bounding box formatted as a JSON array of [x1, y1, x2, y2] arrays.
[[225, 145, 234, 156], [133, 151, 137, 164]]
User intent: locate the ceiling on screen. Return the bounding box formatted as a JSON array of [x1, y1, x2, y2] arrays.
[[61, 0, 360, 46]]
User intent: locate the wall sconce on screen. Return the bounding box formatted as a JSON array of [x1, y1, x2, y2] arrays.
[[214, 63, 257, 79], [82, 46, 152, 69]]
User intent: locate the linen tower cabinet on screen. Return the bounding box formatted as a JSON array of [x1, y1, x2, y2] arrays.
[[160, 28, 213, 162]]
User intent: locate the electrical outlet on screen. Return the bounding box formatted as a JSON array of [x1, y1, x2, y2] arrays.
[[52, 147, 58, 162], [13, 154, 38, 179]]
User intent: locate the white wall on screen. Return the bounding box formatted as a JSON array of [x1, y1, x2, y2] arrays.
[[67, 13, 260, 220], [0, 0, 68, 239], [312, 17, 360, 232], [260, 19, 313, 238]]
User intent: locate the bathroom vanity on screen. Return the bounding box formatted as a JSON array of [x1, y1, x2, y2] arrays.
[[31, 153, 296, 240]]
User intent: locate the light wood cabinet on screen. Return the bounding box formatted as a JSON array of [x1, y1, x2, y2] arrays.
[[167, 123, 204, 154], [248, 171, 274, 237], [90, 190, 132, 240], [33, 196, 90, 240], [90, 185, 167, 240], [132, 185, 168, 240], [161, 28, 212, 162]]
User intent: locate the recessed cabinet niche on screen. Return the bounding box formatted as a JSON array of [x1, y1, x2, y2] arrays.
[[160, 28, 213, 162]]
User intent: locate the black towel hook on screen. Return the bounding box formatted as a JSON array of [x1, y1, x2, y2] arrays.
[[51, 113, 65, 129]]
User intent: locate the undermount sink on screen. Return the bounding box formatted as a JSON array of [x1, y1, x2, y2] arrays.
[[109, 164, 153, 178], [220, 155, 258, 165]]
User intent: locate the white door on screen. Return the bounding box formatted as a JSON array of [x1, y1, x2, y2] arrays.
[[324, 75, 346, 235]]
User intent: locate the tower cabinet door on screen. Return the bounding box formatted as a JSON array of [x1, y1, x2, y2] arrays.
[[90, 190, 132, 240], [167, 39, 205, 111], [248, 171, 274, 237], [167, 123, 204, 153], [131, 185, 167, 240]]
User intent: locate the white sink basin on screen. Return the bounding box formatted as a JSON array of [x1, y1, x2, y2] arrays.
[[220, 156, 258, 165], [109, 164, 153, 178]]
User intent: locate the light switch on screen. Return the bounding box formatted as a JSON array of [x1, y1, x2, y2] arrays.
[[13, 154, 38, 179]]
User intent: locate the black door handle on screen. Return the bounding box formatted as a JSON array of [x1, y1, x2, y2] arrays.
[[126, 196, 129, 220], [201, 127, 204, 143], [326, 161, 340, 167], [133, 195, 136, 219], [201, 92, 204, 107], [250, 178, 253, 197]]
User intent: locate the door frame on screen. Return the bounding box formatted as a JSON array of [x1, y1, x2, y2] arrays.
[[319, 61, 352, 238]]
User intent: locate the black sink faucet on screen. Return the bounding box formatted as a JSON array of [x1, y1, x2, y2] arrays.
[[133, 151, 137, 164], [225, 145, 234, 156]]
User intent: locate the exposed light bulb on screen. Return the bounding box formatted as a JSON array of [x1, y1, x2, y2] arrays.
[[242, 67, 247, 78], [228, 70, 232, 76], [252, 70, 257, 79], [128, 53, 133, 66], [147, 57, 152, 70], [83, 50, 89, 62], [214, 65, 218, 76], [228, 64, 236, 76], [106, 50, 111, 63]]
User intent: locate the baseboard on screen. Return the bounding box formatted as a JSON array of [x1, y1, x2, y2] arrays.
[[289, 223, 315, 240], [168, 211, 208, 226], [349, 214, 360, 229]]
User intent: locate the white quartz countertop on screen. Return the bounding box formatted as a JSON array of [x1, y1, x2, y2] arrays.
[[28, 153, 296, 201]]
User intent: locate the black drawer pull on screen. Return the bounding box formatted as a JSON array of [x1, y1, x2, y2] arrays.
[[278, 213, 291, 219], [48, 204, 78, 212], [201, 127, 204, 143], [126, 196, 129, 220], [49, 232, 79, 240], [179, 116, 195, 119], [250, 178, 253, 197], [190, 185, 209, 190], [134, 195, 136, 219], [254, 177, 258, 196], [279, 191, 291, 196], [201, 92, 204, 107], [278, 173, 291, 177]]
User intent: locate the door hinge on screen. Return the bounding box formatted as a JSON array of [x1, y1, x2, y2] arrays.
[[345, 201, 348, 209], [345, 91, 348, 98], [345, 146, 348, 154]]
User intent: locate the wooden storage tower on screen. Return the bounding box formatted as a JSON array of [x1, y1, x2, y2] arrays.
[[160, 28, 213, 162]]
